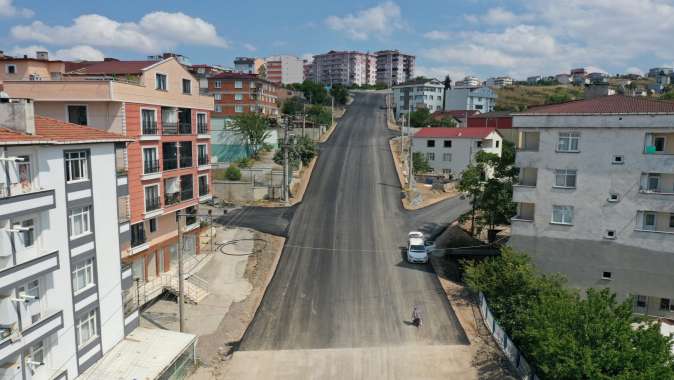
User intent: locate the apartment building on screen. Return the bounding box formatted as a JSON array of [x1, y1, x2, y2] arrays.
[[234, 57, 264, 74], [392, 78, 444, 120], [309, 51, 376, 86], [4, 57, 214, 309], [454, 76, 481, 88], [444, 86, 496, 112], [0, 51, 65, 81], [412, 127, 502, 178], [0, 98, 132, 379], [188, 64, 229, 93], [374, 50, 415, 86], [208, 72, 279, 118], [264, 55, 304, 85], [510, 95, 674, 319], [486, 76, 513, 88]]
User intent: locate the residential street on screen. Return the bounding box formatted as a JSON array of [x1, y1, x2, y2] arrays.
[[224, 92, 470, 356]]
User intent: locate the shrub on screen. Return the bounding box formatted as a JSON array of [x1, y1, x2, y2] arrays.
[[224, 165, 242, 181]]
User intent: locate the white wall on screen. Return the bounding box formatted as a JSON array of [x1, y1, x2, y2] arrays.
[[412, 132, 502, 177]]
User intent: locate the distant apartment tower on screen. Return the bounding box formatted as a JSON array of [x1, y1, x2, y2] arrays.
[[303, 60, 313, 82], [375, 50, 415, 86], [511, 95, 674, 320], [234, 57, 264, 74], [392, 78, 444, 119], [263, 55, 304, 85], [454, 76, 481, 88], [647, 67, 673, 78], [309, 51, 376, 86], [444, 86, 496, 112], [486, 76, 513, 88], [0, 98, 132, 379], [208, 72, 279, 118]]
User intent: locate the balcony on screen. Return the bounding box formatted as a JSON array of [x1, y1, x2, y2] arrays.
[[163, 158, 178, 171], [197, 123, 208, 135], [181, 187, 194, 201], [512, 202, 535, 222], [179, 156, 193, 169], [145, 196, 160, 212], [0, 310, 63, 363], [514, 167, 538, 187], [516, 131, 540, 152], [644, 133, 674, 155], [143, 160, 160, 175], [198, 155, 209, 167], [640, 173, 674, 195], [164, 192, 180, 206], [142, 121, 159, 136], [635, 211, 674, 234], [0, 181, 55, 220]]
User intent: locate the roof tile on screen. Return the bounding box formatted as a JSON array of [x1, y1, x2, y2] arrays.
[[413, 127, 497, 139], [520, 95, 674, 114]]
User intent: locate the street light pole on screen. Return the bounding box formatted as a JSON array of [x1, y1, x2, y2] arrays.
[[283, 119, 290, 204], [177, 215, 184, 332]]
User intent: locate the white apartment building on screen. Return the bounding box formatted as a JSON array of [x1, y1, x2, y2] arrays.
[[0, 98, 134, 379], [444, 86, 496, 112], [392, 78, 444, 120], [486, 76, 513, 88], [309, 51, 376, 86], [264, 55, 304, 85], [412, 127, 502, 178], [510, 95, 674, 319], [375, 50, 415, 86], [454, 76, 481, 88]]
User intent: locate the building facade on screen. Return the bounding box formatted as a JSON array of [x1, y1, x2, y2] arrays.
[[392, 78, 444, 120], [4, 57, 214, 309], [412, 127, 502, 178], [510, 95, 674, 319], [234, 57, 264, 74], [486, 76, 513, 88], [444, 86, 496, 112], [374, 50, 415, 86], [309, 51, 376, 86], [454, 76, 481, 88], [0, 99, 133, 379], [0, 51, 65, 81], [264, 55, 304, 85], [208, 72, 279, 118]]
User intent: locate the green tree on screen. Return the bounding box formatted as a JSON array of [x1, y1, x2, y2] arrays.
[[435, 117, 457, 128], [273, 135, 318, 168], [307, 104, 332, 126], [412, 152, 431, 174], [297, 80, 329, 105], [281, 96, 304, 116], [330, 84, 349, 105], [457, 163, 483, 236], [409, 108, 433, 128], [231, 113, 270, 159], [224, 165, 242, 181]]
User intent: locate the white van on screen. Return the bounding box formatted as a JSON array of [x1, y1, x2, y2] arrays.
[[407, 231, 428, 263]]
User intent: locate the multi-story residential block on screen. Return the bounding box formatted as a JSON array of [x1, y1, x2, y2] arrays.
[[309, 51, 376, 86], [0, 98, 132, 379], [234, 57, 264, 74], [392, 78, 444, 119], [555, 73, 571, 84], [303, 60, 313, 82], [412, 127, 502, 178], [510, 95, 674, 319], [208, 72, 279, 118], [454, 76, 481, 88], [526, 75, 542, 85], [4, 57, 214, 309], [587, 72, 609, 83], [570, 67, 588, 85], [486, 76, 513, 88], [647, 67, 673, 78], [374, 50, 415, 86], [188, 64, 229, 94], [263, 55, 304, 85], [0, 51, 65, 81], [444, 86, 496, 112]]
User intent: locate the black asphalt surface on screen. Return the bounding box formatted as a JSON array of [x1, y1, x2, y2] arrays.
[[235, 92, 470, 351]]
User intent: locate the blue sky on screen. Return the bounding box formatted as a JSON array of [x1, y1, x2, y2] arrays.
[[2, 0, 674, 80]]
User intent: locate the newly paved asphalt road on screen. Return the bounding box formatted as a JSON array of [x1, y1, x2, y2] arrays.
[[233, 92, 470, 351]]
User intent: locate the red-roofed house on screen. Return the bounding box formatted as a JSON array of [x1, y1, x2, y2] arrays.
[[511, 95, 674, 320], [412, 127, 502, 178], [431, 110, 480, 127], [4, 57, 214, 313], [466, 111, 515, 141]]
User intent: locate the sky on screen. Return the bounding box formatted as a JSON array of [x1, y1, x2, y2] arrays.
[[2, 0, 674, 80]]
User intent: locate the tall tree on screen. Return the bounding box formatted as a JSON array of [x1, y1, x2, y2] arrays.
[[442, 75, 452, 112], [330, 84, 349, 105], [409, 108, 433, 128], [231, 113, 270, 159]]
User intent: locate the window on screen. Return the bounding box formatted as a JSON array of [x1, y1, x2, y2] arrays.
[[141, 109, 157, 135], [608, 193, 620, 202], [443, 153, 452, 161], [605, 230, 616, 239], [65, 151, 88, 182], [6, 64, 16, 74], [496, 141, 500, 148], [68, 206, 91, 238], [72, 258, 94, 292], [234, 80, 243, 89], [18, 219, 34, 248], [654, 137, 665, 152], [67, 105, 87, 126], [670, 214, 674, 228], [660, 298, 671, 311], [554, 169, 577, 188], [198, 175, 208, 196], [551, 205, 573, 225], [214, 93, 222, 100], [182, 79, 191, 94], [144, 185, 160, 212], [557, 132, 580, 152], [27, 341, 44, 369], [215, 104, 222, 113], [142, 147, 159, 174], [426, 140, 435, 148], [155, 73, 167, 91], [602, 271, 612, 280], [235, 105, 244, 113], [643, 212, 656, 230], [612, 155, 624, 164], [647, 174, 660, 191], [426, 152, 435, 161], [131, 222, 146, 247], [235, 93, 243, 101], [149, 218, 157, 233], [442, 169, 451, 176], [636, 295, 647, 308], [443, 140, 452, 148], [76, 309, 98, 348], [214, 80, 221, 88]]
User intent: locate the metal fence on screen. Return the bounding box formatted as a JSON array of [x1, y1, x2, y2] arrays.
[[478, 292, 540, 380]]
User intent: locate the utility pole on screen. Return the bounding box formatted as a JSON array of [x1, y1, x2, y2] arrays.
[[177, 215, 184, 332], [331, 96, 334, 127], [283, 118, 290, 204], [408, 101, 413, 189]]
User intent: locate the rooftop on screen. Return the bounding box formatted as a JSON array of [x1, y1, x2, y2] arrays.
[[414, 127, 497, 139], [518, 95, 674, 115], [394, 78, 442, 87], [469, 111, 512, 118], [432, 110, 480, 120], [66, 60, 156, 75], [0, 115, 130, 145]]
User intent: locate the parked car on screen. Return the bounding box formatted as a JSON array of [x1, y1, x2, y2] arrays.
[[407, 231, 428, 263]]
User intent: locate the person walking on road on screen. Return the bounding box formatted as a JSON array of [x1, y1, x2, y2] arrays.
[[412, 305, 423, 328]]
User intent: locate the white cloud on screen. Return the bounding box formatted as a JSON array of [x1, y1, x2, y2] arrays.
[[325, 2, 404, 40], [482, 8, 520, 25], [8, 45, 105, 61], [10, 12, 228, 53], [423, 30, 450, 41], [626, 67, 644, 76], [585, 66, 607, 74], [415, 65, 466, 81], [0, 0, 33, 18], [242, 43, 257, 52]]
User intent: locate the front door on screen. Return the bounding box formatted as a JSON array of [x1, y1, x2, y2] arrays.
[[146, 253, 157, 281]]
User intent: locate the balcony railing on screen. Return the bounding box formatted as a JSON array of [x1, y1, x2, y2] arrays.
[[163, 158, 178, 171], [131, 228, 146, 248], [198, 155, 209, 166], [165, 192, 180, 206], [179, 157, 193, 168], [142, 121, 158, 135], [145, 196, 160, 212], [144, 161, 160, 175], [199, 184, 209, 197], [179, 123, 192, 134], [162, 122, 179, 135], [197, 123, 208, 134], [181, 188, 193, 201]]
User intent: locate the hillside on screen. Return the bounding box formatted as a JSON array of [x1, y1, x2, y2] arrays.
[[495, 85, 584, 111]]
